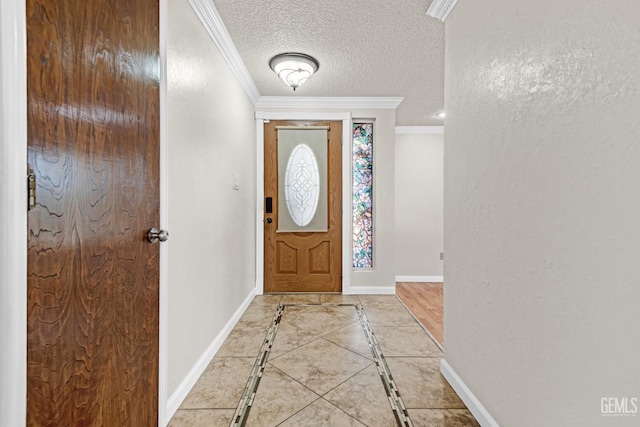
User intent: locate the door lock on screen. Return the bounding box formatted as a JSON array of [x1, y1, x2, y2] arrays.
[[147, 228, 169, 243]]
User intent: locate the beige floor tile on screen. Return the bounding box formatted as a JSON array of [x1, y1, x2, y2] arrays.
[[280, 294, 321, 304], [171, 293, 474, 426], [324, 363, 398, 427], [235, 305, 278, 329], [250, 295, 282, 306], [180, 357, 254, 409], [269, 321, 319, 358], [320, 294, 361, 304], [269, 338, 372, 395], [322, 322, 373, 360], [216, 326, 267, 358], [362, 303, 419, 327], [244, 365, 319, 426], [279, 398, 366, 427], [317, 304, 360, 320], [281, 304, 312, 316], [283, 306, 358, 336], [168, 409, 234, 426], [373, 326, 442, 357], [358, 295, 401, 306], [385, 357, 465, 409], [409, 409, 480, 427]]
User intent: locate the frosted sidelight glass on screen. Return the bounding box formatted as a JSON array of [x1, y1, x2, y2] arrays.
[[277, 128, 328, 232]]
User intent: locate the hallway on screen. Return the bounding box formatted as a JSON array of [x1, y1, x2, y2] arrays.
[[168, 294, 479, 426]]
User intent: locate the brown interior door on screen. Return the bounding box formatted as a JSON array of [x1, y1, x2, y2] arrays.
[[26, 0, 160, 425], [264, 120, 342, 293]]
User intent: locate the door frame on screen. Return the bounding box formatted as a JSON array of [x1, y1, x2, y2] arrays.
[[0, 1, 170, 425], [255, 111, 352, 295]]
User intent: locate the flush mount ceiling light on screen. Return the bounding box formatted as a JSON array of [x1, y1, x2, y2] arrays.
[[269, 52, 319, 91], [434, 111, 446, 119]]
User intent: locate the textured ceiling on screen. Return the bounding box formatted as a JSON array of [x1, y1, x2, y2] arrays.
[[211, 0, 445, 126]]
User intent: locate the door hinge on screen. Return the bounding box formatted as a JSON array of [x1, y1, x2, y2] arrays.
[[28, 173, 36, 211]]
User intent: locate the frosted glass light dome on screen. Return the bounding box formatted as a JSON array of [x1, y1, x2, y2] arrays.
[[269, 53, 319, 91]]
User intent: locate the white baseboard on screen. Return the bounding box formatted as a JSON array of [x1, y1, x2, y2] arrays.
[[440, 359, 500, 427], [166, 288, 256, 422], [347, 286, 396, 295], [395, 275, 443, 283]]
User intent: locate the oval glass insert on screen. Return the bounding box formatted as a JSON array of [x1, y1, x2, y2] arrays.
[[284, 143, 320, 227]]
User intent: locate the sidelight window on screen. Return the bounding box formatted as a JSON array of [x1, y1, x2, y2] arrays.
[[352, 123, 374, 268]]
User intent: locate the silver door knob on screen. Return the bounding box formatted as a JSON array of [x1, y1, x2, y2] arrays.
[[147, 228, 169, 243]]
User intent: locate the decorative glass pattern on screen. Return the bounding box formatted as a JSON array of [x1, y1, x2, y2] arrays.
[[284, 143, 321, 227], [352, 123, 373, 268]]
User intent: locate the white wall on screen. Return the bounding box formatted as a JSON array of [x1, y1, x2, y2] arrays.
[[395, 132, 443, 279], [0, 6, 6, 424], [444, 1, 640, 426], [350, 109, 396, 292], [167, 0, 256, 398]]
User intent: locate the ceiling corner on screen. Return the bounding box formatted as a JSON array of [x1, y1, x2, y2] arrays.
[[395, 126, 444, 135], [255, 97, 404, 110], [426, 0, 460, 22], [187, 0, 261, 105]]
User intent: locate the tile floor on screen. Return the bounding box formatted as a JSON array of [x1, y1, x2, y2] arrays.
[[169, 294, 479, 427]]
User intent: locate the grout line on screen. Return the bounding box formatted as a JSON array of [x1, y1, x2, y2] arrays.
[[229, 301, 416, 427], [274, 396, 324, 426], [318, 396, 371, 425], [323, 324, 376, 361], [396, 297, 444, 352], [357, 304, 415, 427], [229, 304, 284, 426], [316, 360, 374, 397], [265, 363, 323, 398]]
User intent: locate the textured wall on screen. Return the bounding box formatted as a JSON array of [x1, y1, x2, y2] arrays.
[[395, 132, 443, 278], [167, 0, 256, 396], [349, 109, 396, 290], [0, 8, 6, 425], [444, 1, 640, 426]]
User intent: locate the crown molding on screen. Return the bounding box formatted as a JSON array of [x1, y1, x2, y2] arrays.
[[255, 96, 404, 110], [255, 111, 351, 121], [187, 0, 406, 111], [426, 0, 460, 22], [188, 0, 261, 105], [395, 126, 444, 135]]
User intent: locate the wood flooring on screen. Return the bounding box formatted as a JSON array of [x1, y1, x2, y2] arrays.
[[396, 282, 444, 346]]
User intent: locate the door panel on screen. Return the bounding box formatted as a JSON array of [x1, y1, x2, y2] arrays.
[[264, 121, 342, 293], [26, 0, 160, 425]]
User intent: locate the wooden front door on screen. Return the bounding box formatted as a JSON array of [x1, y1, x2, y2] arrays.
[[264, 120, 342, 293], [26, 0, 160, 425]]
